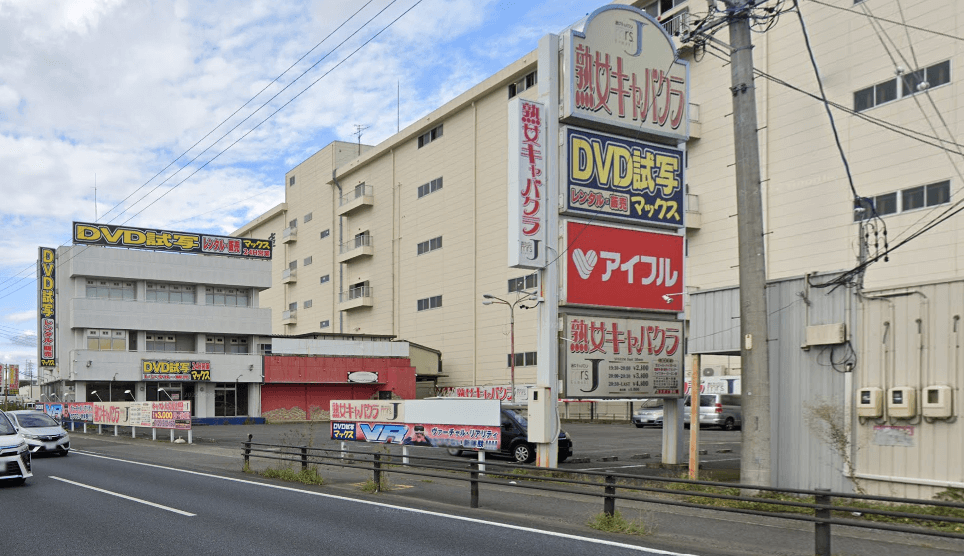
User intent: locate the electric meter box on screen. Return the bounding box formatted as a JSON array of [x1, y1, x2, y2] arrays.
[[922, 385, 953, 418], [856, 387, 883, 418], [887, 386, 917, 419], [526, 386, 553, 443]]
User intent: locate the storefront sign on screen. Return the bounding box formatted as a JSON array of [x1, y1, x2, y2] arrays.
[[73, 222, 272, 259], [563, 5, 689, 141], [507, 97, 547, 269], [564, 221, 684, 311], [142, 360, 211, 381], [92, 401, 191, 429], [38, 247, 56, 367], [331, 422, 500, 450], [330, 400, 404, 422], [566, 127, 684, 228], [565, 315, 684, 399]]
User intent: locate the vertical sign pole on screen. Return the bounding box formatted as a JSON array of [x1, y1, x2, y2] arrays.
[[535, 32, 561, 468]]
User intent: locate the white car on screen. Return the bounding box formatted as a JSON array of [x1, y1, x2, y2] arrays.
[[0, 411, 32, 485], [7, 410, 71, 456]]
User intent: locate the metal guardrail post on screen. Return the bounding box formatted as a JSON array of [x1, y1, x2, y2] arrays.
[[815, 488, 831, 556], [301, 447, 308, 471], [604, 475, 616, 516], [373, 453, 382, 492], [470, 461, 480, 509], [243, 434, 253, 467]]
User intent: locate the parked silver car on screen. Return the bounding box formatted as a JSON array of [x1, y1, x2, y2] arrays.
[[684, 394, 742, 431], [7, 410, 71, 456], [631, 399, 665, 428], [0, 411, 32, 485]]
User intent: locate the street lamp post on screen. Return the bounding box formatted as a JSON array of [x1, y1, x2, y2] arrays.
[[124, 389, 135, 401], [90, 390, 103, 402], [482, 292, 539, 402]]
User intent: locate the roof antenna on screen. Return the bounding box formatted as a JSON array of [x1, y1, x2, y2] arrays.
[[94, 174, 98, 221], [353, 124, 369, 156]]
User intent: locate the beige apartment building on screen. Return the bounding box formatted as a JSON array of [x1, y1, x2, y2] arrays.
[[236, 0, 964, 496]]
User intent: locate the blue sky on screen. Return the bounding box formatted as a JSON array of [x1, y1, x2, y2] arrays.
[[0, 0, 609, 376]]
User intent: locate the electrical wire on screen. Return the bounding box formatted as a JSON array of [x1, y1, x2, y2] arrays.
[[807, 0, 964, 43]]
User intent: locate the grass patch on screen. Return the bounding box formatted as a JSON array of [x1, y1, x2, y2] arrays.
[[260, 466, 325, 486], [587, 511, 653, 536], [360, 477, 392, 493]]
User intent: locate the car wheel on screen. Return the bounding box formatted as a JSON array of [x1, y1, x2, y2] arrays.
[[59, 449, 69, 457], [513, 442, 535, 463], [446, 448, 463, 457], [722, 418, 736, 431], [558, 454, 569, 463], [12, 478, 26, 486]]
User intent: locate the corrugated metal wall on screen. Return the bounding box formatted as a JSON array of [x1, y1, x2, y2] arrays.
[[691, 274, 856, 492]]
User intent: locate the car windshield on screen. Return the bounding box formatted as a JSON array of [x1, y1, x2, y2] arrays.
[[639, 399, 663, 409], [16, 412, 60, 428], [0, 414, 16, 435], [503, 408, 528, 427]]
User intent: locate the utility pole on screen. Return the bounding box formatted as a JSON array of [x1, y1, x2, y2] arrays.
[[724, 0, 772, 488]]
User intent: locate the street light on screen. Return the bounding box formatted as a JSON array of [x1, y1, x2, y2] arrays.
[[482, 291, 540, 402], [50, 393, 61, 402], [90, 390, 103, 402], [124, 389, 135, 401], [158, 388, 174, 401]]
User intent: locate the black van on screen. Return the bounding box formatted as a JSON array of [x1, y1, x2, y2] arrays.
[[447, 406, 574, 463]]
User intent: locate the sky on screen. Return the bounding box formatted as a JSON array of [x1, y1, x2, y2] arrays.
[[0, 0, 612, 379]]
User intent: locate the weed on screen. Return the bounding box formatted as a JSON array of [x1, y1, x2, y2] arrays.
[[587, 511, 653, 536], [261, 466, 325, 485], [360, 477, 392, 493], [804, 399, 865, 494]]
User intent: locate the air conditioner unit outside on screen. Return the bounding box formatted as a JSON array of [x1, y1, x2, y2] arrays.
[[702, 365, 724, 377]]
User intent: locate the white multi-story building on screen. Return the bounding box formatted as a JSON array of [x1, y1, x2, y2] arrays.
[[39, 233, 272, 419], [234, 0, 964, 496]]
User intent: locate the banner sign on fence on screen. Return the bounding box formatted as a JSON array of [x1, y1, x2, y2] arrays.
[[331, 422, 500, 450], [82, 401, 192, 429]]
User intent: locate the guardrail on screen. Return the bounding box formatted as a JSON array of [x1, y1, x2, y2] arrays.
[[242, 437, 964, 556]]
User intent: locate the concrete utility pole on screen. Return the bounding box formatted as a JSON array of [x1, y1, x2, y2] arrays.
[[724, 0, 772, 487]]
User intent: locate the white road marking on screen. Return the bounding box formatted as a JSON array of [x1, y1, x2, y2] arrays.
[[72, 450, 696, 555], [50, 475, 196, 516]]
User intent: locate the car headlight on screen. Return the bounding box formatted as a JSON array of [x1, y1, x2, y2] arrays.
[[18, 441, 28, 452], [21, 432, 40, 440]]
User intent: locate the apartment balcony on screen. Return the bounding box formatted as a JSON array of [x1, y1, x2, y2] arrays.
[[660, 7, 692, 52], [336, 184, 374, 216], [338, 234, 374, 263], [282, 226, 297, 244], [282, 309, 297, 325], [686, 193, 702, 230], [282, 268, 297, 284], [339, 286, 373, 310]]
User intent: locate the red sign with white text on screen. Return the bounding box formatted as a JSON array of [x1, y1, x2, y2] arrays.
[[565, 221, 683, 311]]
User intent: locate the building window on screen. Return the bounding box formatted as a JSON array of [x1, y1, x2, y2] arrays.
[[206, 335, 249, 354], [205, 287, 250, 307], [85, 329, 128, 351], [304, 212, 313, 223], [289, 218, 297, 228], [304, 300, 313, 309], [417, 295, 442, 311], [417, 177, 443, 198], [507, 351, 537, 367], [417, 124, 443, 148], [320, 275, 330, 284], [417, 236, 443, 255], [320, 320, 330, 329], [508, 273, 538, 293], [320, 229, 330, 239], [304, 256, 313, 266], [289, 175, 296, 187], [289, 260, 297, 270], [854, 180, 950, 220], [854, 60, 951, 112], [146, 282, 196, 304], [258, 343, 272, 355], [508, 71, 537, 99], [146, 333, 195, 353], [85, 280, 135, 301], [288, 302, 297, 312]]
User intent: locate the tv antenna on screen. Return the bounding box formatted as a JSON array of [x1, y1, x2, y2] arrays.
[[353, 124, 369, 155]]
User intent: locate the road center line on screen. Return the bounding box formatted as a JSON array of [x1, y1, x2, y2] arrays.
[[50, 476, 196, 516]]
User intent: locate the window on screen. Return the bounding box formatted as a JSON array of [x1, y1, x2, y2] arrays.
[[417, 124, 443, 148], [304, 300, 313, 309], [855, 180, 951, 220], [854, 60, 952, 111], [289, 260, 297, 270], [85, 329, 127, 351], [288, 302, 297, 312], [146, 333, 195, 353], [508, 71, 537, 99], [320, 229, 330, 239], [417, 177, 443, 198], [508, 273, 538, 293], [205, 287, 250, 307], [417, 236, 443, 255], [417, 295, 442, 311], [289, 175, 295, 187], [320, 320, 330, 329], [304, 256, 313, 266], [320, 275, 330, 284], [146, 283, 195, 304], [289, 218, 297, 228], [304, 212, 313, 223], [85, 280, 135, 301], [258, 343, 272, 355], [506, 351, 538, 367], [206, 336, 249, 354]]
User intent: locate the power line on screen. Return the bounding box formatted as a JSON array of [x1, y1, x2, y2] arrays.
[[806, 0, 964, 42]]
